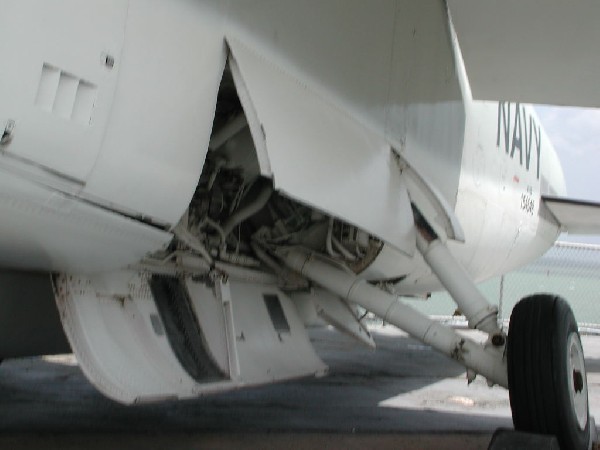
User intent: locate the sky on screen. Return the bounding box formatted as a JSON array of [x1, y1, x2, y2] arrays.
[[534, 106, 600, 244]]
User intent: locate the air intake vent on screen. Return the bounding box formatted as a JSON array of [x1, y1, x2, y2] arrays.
[[35, 63, 97, 126], [264, 294, 291, 333]]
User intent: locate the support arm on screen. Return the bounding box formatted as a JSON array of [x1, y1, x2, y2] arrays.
[[279, 248, 508, 388]]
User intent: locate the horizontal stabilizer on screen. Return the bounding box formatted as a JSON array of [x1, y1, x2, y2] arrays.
[[542, 196, 600, 235]]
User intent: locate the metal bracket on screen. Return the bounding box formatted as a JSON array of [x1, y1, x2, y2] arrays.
[[416, 232, 502, 337], [0, 120, 15, 146], [279, 247, 508, 388], [215, 276, 241, 380]]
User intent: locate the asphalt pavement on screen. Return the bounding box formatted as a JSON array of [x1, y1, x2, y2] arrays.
[[1, 325, 599, 449]]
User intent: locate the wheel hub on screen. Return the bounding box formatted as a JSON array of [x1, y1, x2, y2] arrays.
[[567, 332, 588, 430]]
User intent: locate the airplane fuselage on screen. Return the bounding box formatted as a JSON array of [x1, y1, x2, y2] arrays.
[[0, 0, 565, 293], [3, 6, 595, 448]]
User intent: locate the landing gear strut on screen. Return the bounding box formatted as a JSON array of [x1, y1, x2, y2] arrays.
[[279, 248, 508, 387], [508, 294, 592, 450]]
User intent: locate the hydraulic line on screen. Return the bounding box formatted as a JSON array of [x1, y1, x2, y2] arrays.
[[415, 233, 501, 335], [221, 181, 273, 239], [279, 248, 508, 387]]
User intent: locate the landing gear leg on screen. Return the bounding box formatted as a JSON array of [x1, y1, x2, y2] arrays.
[[507, 294, 592, 450]]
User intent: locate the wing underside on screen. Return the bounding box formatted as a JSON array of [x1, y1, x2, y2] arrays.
[[448, 1, 600, 108]]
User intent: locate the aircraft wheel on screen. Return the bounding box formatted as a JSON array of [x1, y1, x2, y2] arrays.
[[507, 294, 590, 450]]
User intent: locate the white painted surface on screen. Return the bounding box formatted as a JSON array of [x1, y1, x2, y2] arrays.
[[282, 249, 508, 388], [0, 0, 127, 181], [0, 1, 568, 277], [56, 272, 201, 403], [544, 198, 600, 235], [448, 0, 600, 107], [0, 171, 171, 273], [0, 0, 593, 416], [82, 0, 227, 225], [56, 272, 326, 404], [0, 1, 578, 301], [228, 38, 416, 256]]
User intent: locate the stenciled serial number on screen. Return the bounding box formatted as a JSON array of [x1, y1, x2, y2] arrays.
[[520, 193, 535, 216]]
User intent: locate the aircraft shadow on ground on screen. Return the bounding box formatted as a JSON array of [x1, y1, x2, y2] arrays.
[[0, 328, 513, 434], [584, 358, 600, 374]]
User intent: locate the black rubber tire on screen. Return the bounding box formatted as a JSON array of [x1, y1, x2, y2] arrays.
[[507, 294, 590, 450]]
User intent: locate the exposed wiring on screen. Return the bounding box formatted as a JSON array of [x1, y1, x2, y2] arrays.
[[251, 242, 287, 278], [331, 235, 357, 261], [222, 181, 273, 238], [202, 217, 227, 246], [326, 217, 341, 258], [173, 222, 214, 265]]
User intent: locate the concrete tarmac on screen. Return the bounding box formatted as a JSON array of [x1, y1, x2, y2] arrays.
[[1, 325, 599, 449]]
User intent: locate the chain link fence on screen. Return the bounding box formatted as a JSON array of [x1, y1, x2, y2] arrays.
[[402, 242, 600, 333]]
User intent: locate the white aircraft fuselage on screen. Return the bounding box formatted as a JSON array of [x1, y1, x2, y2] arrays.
[[4, 4, 598, 448], [0, 0, 565, 293]]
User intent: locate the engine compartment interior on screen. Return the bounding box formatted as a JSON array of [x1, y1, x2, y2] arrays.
[[166, 66, 389, 289]]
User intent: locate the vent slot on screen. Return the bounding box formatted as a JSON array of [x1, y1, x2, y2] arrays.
[[53, 71, 79, 119], [264, 294, 291, 333], [35, 63, 97, 126], [149, 276, 227, 382], [35, 64, 61, 111]]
